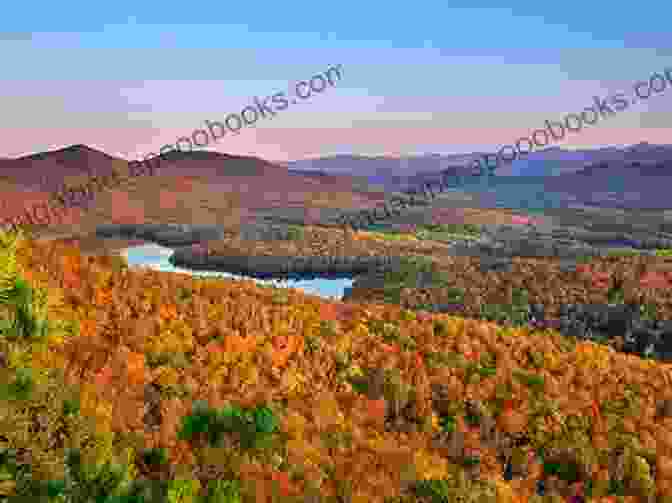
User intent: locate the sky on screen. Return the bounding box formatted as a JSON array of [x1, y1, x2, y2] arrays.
[[1, 0, 671, 164]]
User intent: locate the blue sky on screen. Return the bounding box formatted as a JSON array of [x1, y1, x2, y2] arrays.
[[1, 0, 670, 164]]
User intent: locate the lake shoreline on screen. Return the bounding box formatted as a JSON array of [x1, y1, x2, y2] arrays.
[[122, 242, 358, 300]]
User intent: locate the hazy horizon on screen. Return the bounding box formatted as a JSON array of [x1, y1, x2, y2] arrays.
[[2, 142, 661, 163], [2, 1, 671, 165]]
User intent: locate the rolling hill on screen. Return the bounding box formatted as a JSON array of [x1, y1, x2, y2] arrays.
[[0, 145, 386, 239]]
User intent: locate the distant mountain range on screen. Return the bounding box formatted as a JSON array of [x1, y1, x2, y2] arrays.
[[282, 153, 489, 189], [508, 143, 672, 177], [2, 142, 671, 235], [283, 143, 672, 185], [281, 143, 672, 208], [542, 154, 672, 210]]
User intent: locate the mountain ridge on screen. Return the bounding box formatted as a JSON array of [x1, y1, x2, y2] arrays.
[[284, 143, 672, 193], [0, 144, 386, 237]]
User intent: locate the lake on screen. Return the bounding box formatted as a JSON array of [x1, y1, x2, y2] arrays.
[[121, 243, 354, 300]]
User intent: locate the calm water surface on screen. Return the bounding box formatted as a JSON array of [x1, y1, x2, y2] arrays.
[[122, 243, 354, 300]]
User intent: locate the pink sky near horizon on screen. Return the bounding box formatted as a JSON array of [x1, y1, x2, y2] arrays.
[[2, 125, 671, 174], [4, 61, 672, 166], [0, 5, 672, 167]]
